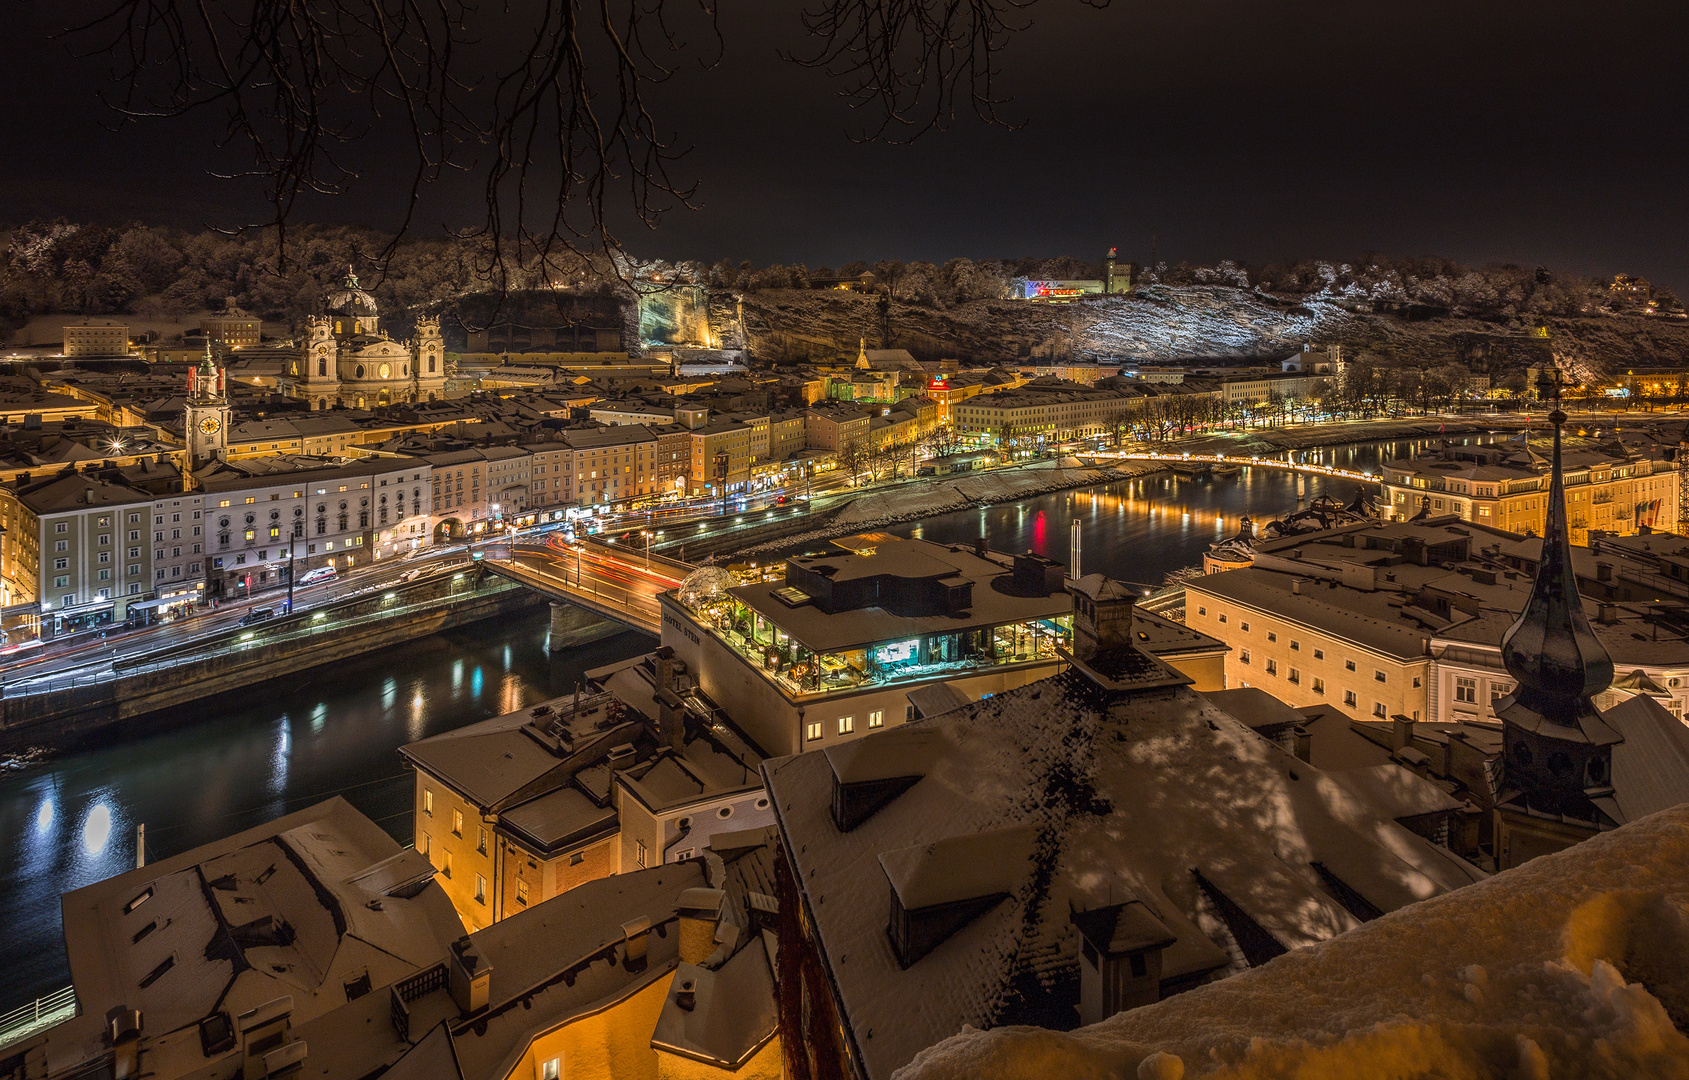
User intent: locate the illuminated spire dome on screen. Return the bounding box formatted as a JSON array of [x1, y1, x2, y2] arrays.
[[325, 265, 379, 317]]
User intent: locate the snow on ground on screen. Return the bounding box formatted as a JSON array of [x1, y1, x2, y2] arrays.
[[894, 804, 1689, 1080]]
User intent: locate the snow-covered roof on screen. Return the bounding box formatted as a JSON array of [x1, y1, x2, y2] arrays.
[[900, 802, 1689, 1080], [764, 671, 1487, 1080]]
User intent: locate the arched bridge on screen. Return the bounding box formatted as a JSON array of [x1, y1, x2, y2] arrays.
[[478, 539, 687, 638]]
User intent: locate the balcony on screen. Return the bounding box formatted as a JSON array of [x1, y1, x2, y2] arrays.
[[684, 593, 1070, 699]]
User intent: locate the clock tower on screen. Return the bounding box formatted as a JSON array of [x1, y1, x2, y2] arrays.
[[185, 341, 232, 470]]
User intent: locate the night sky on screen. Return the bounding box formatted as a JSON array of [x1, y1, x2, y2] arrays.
[[4, 0, 1688, 287]]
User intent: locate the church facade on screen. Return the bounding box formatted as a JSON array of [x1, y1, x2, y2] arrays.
[[279, 270, 450, 410]]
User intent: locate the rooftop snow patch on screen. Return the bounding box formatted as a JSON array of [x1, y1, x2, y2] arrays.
[[893, 804, 1689, 1080]]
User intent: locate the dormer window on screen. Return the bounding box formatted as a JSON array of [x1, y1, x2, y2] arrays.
[[880, 825, 1037, 967]]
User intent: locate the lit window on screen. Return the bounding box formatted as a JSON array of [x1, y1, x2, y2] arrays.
[[474, 875, 486, 905], [423, 789, 433, 816], [517, 879, 529, 906], [452, 809, 463, 837], [805, 721, 823, 742], [542, 1059, 561, 1080], [477, 828, 487, 856], [868, 710, 883, 728], [838, 715, 854, 735]]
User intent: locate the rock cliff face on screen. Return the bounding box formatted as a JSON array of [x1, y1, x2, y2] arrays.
[[700, 285, 1689, 375]]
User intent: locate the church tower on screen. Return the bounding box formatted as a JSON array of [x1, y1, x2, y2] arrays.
[[412, 315, 446, 401], [299, 314, 342, 409], [184, 341, 232, 469], [1493, 372, 1623, 867]]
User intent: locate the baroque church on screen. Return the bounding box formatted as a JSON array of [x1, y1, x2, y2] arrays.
[[279, 269, 450, 409]]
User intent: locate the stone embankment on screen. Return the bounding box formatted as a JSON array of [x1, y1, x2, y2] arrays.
[[0, 568, 546, 752]]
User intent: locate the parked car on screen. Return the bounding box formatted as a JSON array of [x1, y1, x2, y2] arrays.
[[298, 566, 338, 586], [240, 607, 275, 626]]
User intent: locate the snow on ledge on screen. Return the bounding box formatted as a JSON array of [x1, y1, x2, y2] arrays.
[[894, 804, 1689, 1080]]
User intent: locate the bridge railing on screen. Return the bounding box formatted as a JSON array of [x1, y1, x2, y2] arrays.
[[484, 560, 661, 630], [0, 985, 76, 1050]]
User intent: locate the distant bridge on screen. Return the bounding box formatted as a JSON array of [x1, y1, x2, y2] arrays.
[[1100, 451, 1381, 484]]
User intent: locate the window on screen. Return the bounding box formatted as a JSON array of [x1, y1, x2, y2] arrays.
[[1219, 614, 1227, 624], [541, 1058, 560, 1080], [1312, 677, 1325, 694], [451, 809, 463, 837], [1266, 631, 1277, 643], [1288, 668, 1300, 684], [516, 879, 529, 906], [477, 828, 487, 856], [1454, 677, 1477, 704], [569, 851, 584, 866], [55, 540, 67, 552], [1240, 622, 1250, 632], [54, 522, 67, 533], [1265, 659, 1278, 676], [1374, 670, 1387, 683], [53, 575, 68, 589], [417, 833, 429, 856], [54, 558, 67, 570], [1373, 702, 1387, 718], [1198, 607, 1207, 616], [423, 789, 433, 816], [1239, 649, 1251, 665], [635, 840, 647, 868], [474, 875, 487, 905], [1344, 690, 1357, 707], [1412, 675, 1422, 689], [440, 850, 452, 879], [1490, 681, 1514, 708], [868, 710, 884, 728], [805, 721, 823, 742], [1345, 660, 1357, 672], [838, 715, 854, 735]]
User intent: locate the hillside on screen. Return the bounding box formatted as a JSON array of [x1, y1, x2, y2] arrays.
[[720, 285, 1689, 376]]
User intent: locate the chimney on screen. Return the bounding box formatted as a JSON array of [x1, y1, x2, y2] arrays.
[[622, 915, 651, 973], [676, 887, 725, 965], [657, 687, 686, 751], [1391, 713, 1415, 751], [447, 936, 492, 1016], [973, 536, 987, 558], [235, 996, 295, 1079], [675, 978, 697, 1011], [1596, 562, 1612, 582], [1294, 726, 1312, 764], [1598, 603, 1616, 625], [1291, 579, 1302, 595], [106, 1007, 143, 1080]]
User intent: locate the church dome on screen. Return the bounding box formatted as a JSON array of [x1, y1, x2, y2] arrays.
[[326, 267, 379, 317]]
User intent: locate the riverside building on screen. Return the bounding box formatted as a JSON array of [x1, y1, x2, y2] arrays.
[[661, 537, 1226, 756], [1378, 435, 1677, 544]]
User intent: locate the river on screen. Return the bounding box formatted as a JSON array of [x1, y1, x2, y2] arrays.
[[0, 611, 655, 1008], [0, 432, 1496, 1009]]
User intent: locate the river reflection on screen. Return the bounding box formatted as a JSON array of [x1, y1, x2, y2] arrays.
[[0, 609, 652, 1007], [895, 434, 1501, 586]]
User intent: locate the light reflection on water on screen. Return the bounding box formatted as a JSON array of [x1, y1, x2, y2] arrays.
[[898, 436, 1499, 585], [0, 609, 652, 1009]]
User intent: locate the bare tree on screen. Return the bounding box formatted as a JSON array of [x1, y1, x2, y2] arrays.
[[69, 0, 1084, 280]]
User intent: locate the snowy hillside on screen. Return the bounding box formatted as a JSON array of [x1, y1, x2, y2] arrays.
[[724, 285, 1689, 374]]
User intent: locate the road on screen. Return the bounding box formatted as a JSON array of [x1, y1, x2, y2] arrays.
[[483, 537, 681, 633]]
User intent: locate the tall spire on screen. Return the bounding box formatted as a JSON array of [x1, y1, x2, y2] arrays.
[[1498, 377, 1613, 719], [1495, 370, 1620, 819]]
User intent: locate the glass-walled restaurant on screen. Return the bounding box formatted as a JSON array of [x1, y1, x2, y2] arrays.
[[680, 588, 1073, 697]]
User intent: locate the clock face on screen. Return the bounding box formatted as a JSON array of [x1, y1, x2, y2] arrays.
[[199, 417, 221, 435], [379, 363, 391, 379]]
